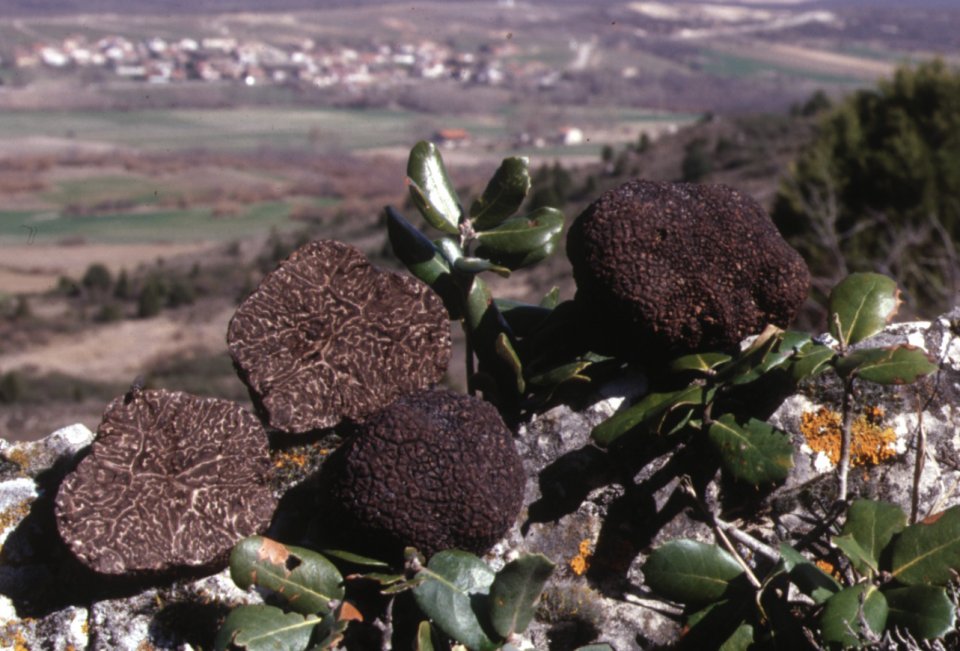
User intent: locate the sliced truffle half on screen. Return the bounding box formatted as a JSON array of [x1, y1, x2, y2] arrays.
[[567, 180, 809, 356], [228, 240, 451, 433], [55, 389, 277, 577], [325, 388, 524, 557]]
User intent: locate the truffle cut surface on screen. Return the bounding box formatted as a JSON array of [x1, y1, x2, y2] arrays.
[[327, 388, 524, 557], [228, 239, 451, 433], [567, 180, 809, 354], [55, 389, 276, 577]]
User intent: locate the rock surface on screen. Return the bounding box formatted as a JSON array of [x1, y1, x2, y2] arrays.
[[1, 315, 959, 649]]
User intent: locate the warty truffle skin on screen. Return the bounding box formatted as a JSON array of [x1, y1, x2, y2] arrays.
[[567, 180, 810, 356], [227, 239, 452, 434], [325, 388, 525, 557]]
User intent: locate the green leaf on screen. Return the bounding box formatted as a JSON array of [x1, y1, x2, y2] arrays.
[[708, 416, 794, 485], [834, 345, 937, 385], [778, 544, 840, 604], [319, 549, 391, 570], [719, 622, 755, 651], [412, 550, 498, 651], [540, 286, 560, 309], [788, 342, 836, 382], [495, 333, 525, 394], [470, 156, 531, 230], [642, 540, 745, 605], [527, 359, 593, 389], [474, 208, 564, 270], [829, 272, 900, 346], [592, 385, 710, 447], [832, 534, 879, 577], [494, 299, 552, 336], [453, 256, 511, 278], [820, 584, 888, 648], [891, 505, 960, 585], [215, 605, 322, 651], [668, 352, 732, 375], [884, 585, 956, 640], [683, 600, 752, 649], [730, 329, 814, 385], [489, 553, 554, 638], [385, 207, 451, 285], [837, 499, 906, 576], [713, 325, 782, 384], [416, 621, 436, 651], [230, 537, 344, 616], [407, 141, 461, 234]]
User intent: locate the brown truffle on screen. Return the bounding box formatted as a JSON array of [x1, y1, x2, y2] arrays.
[[228, 240, 451, 433], [567, 180, 809, 356], [325, 388, 524, 557], [55, 389, 276, 577]]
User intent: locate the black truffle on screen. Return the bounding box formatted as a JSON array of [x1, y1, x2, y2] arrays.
[[55, 389, 276, 577], [228, 239, 451, 434], [567, 180, 809, 356], [325, 388, 524, 557]]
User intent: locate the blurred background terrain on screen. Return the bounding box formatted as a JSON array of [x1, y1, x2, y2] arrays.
[[0, 0, 957, 440]]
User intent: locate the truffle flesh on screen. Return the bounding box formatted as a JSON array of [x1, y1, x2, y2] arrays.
[[55, 389, 277, 577], [326, 388, 524, 557], [567, 180, 809, 355], [228, 240, 451, 433]]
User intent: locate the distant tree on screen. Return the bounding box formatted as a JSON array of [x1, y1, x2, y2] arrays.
[[137, 277, 165, 318], [13, 296, 31, 320], [94, 303, 124, 323], [82, 263, 112, 293], [167, 278, 195, 308], [113, 269, 130, 300], [773, 60, 960, 314], [0, 371, 24, 404], [681, 138, 713, 182], [601, 144, 614, 164], [636, 132, 652, 153], [800, 89, 832, 117]]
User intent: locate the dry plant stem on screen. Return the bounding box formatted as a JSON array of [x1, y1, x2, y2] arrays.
[[681, 477, 762, 589], [837, 377, 855, 503], [714, 517, 779, 563], [911, 395, 926, 524]]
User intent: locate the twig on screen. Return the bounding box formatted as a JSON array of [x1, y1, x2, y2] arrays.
[[714, 517, 779, 563], [680, 477, 762, 589], [911, 391, 926, 524], [837, 377, 855, 503]]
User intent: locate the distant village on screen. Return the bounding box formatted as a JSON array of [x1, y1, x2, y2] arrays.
[[6, 33, 601, 148], [11, 34, 522, 90]]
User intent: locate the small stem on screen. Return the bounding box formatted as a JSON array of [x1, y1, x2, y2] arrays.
[[465, 328, 476, 396], [681, 477, 762, 589], [911, 392, 926, 524], [837, 377, 855, 503], [715, 516, 779, 562]]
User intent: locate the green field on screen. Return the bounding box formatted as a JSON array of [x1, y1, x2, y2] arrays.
[[0, 107, 511, 152], [0, 199, 335, 244], [698, 49, 865, 86]]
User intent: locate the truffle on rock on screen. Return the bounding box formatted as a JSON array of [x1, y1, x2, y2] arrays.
[[55, 389, 276, 577], [325, 388, 524, 557], [567, 180, 809, 356], [228, 239, 451, 433]]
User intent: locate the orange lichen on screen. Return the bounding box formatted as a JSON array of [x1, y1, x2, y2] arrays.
[[569, 539, 592, 576], [800, 406, 897, 467], [815, 559, 840, 579]]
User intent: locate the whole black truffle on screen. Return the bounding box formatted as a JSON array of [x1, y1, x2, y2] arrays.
[[228, 239, 451, 434], [325, 388, 524, 557], [567, 180, 809, 356], [55, 389, 276, 577]]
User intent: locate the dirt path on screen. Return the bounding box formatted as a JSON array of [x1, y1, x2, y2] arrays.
[[0, 305, 233, 382]]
